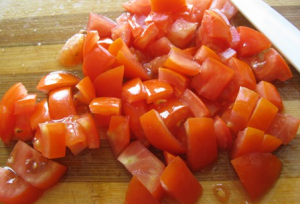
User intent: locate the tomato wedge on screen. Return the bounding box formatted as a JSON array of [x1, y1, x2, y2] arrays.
[[0, 105, 15, 144]]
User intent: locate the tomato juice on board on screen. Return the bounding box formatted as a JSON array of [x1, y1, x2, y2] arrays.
[[0, 0, 300, 203]]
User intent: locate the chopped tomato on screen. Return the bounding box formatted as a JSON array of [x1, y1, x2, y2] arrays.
[[77, 113, 100, 149], [191, 58, 234, 101], [160, 156, 203, 204], [0, 105, 15, 144], [147, 37, 173, 58], [14, 94, 37, 115], [186, 0, 213, 22], [75, 76, 96, 105], [125, 176, 162, 204], [260, 134, 282, 153], [163, 47, 201, 76], [94, 65, 124, 98], [122, 78, 147, 103], [36, 122, 66, 159], [145, 13, 173, 40], [194, 45, 222, 65], [118, 141, 165, 200], [266, 113, 300, 145], [209, 0, 238, 20], [0, 167, 44, 204], [134, 22, 159, 49], [36, 71, 80, 94], [255, 81, 283, 111], [214, 115, 232, 151], [86, 12, 117, 38], [89, 97, 121, 115], [13, 114, 34, 142], [163, 151, 176, 165], [123, 0, 151, 16], [184, 117, 218, 171], [140, 109, 186, 154], [29, 99, 50, 131], [107, 115, 130, 158], [7, 140, 67, 189], [48, 87, 76, 120], [143, 79, 174, 104], [236, 26, 271, 57], [83, 30, 100, 58], [0, 82, 28, 112], [150, 0, 187, 13], [58, 33, 85, 67], [231, 153, 282, 200]]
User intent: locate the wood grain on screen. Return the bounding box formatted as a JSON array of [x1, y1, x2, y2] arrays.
[[0, 0, 300, 203]]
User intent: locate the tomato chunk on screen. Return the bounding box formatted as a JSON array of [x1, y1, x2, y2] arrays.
[[160, 156, 203, 204], [89, 97, 121, 115], [29, 99, 50, 131], [122, 78, 147, 103], [86, 12, 117, 38], [143, 79, 174, 104], [7, 140, 67, 189], [150, 0, 186, 13], [0, 105, 15, 144], [231, 153, 282, 200]]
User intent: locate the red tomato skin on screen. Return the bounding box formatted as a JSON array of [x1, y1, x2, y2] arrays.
[[123, 0, 151, 16], [36, 71, 80, 94], [266, 113, 300, 145], [214, 115, 232, 151], [7, 140, 67, 190], [14, 94, 37, 115], [231, 153, 282, 201], [13, 114, 34, 142], [48, 87, 76, 120], [0, 82, 28, 113], [140, 109, 186, 155], [122, 78, 147, 103], [77, 113, 100, 149], [260, 134, 282, 153], [236, 26, 271, 57], [29, 99, 50, 131], [0, 105, 15, 144], [194, 45, 222, 65], [94, 65, 124, 98], [86, 12, 117, 38], [75, 76, 96, 105], [89, 97, 121, 116], [160, 156, 203, 204], [185, 117, 218, 171], [191, 58, 234, 101], [0, 167, 44, 204], [118, 141, 166, 200], [143, 79, 174, 104], [125, 176, 162, 204]]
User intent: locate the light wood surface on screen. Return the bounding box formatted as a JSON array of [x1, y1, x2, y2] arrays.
[[0, 0, 300, 203]]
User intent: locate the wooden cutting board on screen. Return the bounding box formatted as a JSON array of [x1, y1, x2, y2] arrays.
[[0, 0, 300, 203]]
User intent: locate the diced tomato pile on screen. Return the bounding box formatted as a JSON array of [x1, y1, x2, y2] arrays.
[[0, 0, 299, 203]]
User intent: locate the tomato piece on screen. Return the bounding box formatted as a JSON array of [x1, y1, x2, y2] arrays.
[[255, 81, 283, 111], [29, 99, 50, 131], [151, 0, 186, 12], [194, 45, 222, 65], [197, 10, 232, 52], [0, 105, 15, 144], [260, 134, 282, 153], [250, 48, 293, 82], [75, 76, 96, 105], [147, 37, 173, 58], [231, 153, 282, 200], [145, 12, 173, 38], [123, 0, 151, 16], [77, 113, 100, 149], [160, 156, 203, 204], [209, 0, 238, 19], [163, 151, 176, 165], [37, 122, 66, 159], [158, 68, 189, 95], [266, 113, 300, 145], [48, 87, 76, 120], [83, 31, 100, 58], [98, 37, 114, 50], [128, 14, 145, 38], [227, 87, 259, 133], [236, 26, 271, 57], [140, 109, 185, 154], [185, 117, 217, 171], [13, 114, 34, 142], [155, 98, 191, 128], [112, 21, 132, 46], [220, 57, 256, 102], [89, 97, 121, 115], [214, 115, 232, 151], [58, 33, 85, 67], [187, 0, 213, 22], [86, 12, 117, 38], [36, 71, 80, 94], [0, 167, 44, 204], [122, 78, 147, 103], [144, 55, 168, 76], [231, 127, 264, 159], [179, 89, 211, 118], [107, 115, 130, 158], [0, 82, 28, 112], [163, 47, 201, 76], [143, 79, 174, 104], [247, 97, 278, 132], [7, 140, 67, 189], [167, 18, 198, 49], [14, 94, 37, 115], [191, 58, 234, 101], [125, 175, 162, 204], [94, 66, 124, 98], [134, 22, 159, 49], [83, 44, 115, 82], [118, 141, 165, 200], [123, 101, 149, 146]]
